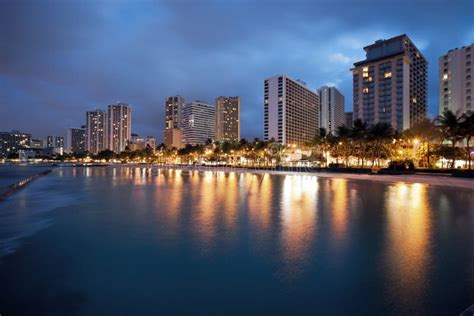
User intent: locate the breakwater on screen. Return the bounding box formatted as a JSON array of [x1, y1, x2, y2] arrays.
[[0, 169, 52, 201]]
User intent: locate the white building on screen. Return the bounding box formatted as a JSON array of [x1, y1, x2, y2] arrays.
[[264, 75, 319, 145], [317, 86, 345, 134], [107, 103, 131, 153], [439, 44, 473, 115], [181, 101, 215, 145], [86, 110, 108, 154]]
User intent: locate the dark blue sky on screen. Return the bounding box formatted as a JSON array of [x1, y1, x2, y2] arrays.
[[1, 0, 473, 141]]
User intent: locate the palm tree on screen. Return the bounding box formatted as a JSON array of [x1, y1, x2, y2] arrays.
[[461, 111, 474, 169], [368, 123, 394, 167], [408, 118, 440, 167], [336, 125, 351, 166], [437, 110, 464, 168], [351, 119, 368, 167]]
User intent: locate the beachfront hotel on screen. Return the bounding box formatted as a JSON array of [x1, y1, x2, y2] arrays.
[[317, 86, 345, 134], [264, 75, 320, 145], [439, 44, 473, 115], [352, 34, 428, 131], [163, 95, 185, 148], [86, 109, 108, 154], [181, 101, 216, 145], [107, 103, 131, 153], [215, 96, 240, 142]]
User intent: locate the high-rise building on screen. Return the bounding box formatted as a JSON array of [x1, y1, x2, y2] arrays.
[[163, 96, 185, 148], [352, 34, 427, 131], [264, 75, 319, 145], [439, 44, 473, 115], [181, 101, 216, 145], [46, 136, 64, 148], [67, 127, 86, 154], [86, 109, 108, 154], [345, 112, 354, 127], [215, 96, 240, 142], [317, 86, 345, 134], [0, 130, 31, 157], [107, 103, 131, 153]]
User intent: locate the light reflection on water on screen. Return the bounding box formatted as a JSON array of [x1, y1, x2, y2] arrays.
[[1, 166, 473, 315]]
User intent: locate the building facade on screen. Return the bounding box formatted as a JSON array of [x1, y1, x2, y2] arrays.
[[215, 96, 240, 142], [163, 96, 185, 148], [439, 44, 473, 115], [46, 136, 64, 148], [352, 34, 427, 131], [67, 127, 86, 154], [264, 75, 319, 145], [0, 130, 31, 157], [317, 86, 345, 134], [86, 110, 108, 154], [128, 134, 156, 152], [181, 101, 216, 145], [107, 103, 132, 153], [345, 112, 354, 127]]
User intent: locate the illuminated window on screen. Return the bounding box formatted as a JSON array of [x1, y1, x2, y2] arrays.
[[363, 72, 369, 78], [363, 88, 369, 93], [363, 67, 369, 72], [368, 77, 373, 82], [412, 98, 417, 103], [384, 72, 392, 78], [443, 74, 448, 80]]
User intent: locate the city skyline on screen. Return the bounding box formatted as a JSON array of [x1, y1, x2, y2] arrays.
[[1, 0, 473, 142]]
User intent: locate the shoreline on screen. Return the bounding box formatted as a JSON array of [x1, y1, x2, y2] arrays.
[[114, 164, 474, 190]]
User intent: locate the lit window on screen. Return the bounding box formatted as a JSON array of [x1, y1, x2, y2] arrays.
[[363, 67, 369, 72], [368, 77, 373, 82], [363, 72, 369, 78], [363, 88, 369, 94], [384, 72, 392, 78], [443, 74, 448, 80]]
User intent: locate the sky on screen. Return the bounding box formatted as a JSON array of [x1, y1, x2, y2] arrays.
[[1, 0, 473, 142]]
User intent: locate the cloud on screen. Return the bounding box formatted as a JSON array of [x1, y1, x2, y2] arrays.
[[0, 0, 473, 141], [328, 53, 351, 64]]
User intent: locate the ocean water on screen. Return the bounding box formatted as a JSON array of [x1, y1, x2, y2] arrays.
[[0, 166, 473, 315]]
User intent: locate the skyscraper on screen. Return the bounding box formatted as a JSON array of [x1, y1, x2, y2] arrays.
[[264, 75, 319, 145], [163, 95, 185, 148], [352, 34, 427, 131], [215, 96, 240, 142], [439, 44, 473, 115], [86, 109, 108, 154], [107, 103, 131, 153], [317, 86, 345, 134], [67, 127, 86, 154], [181, 101, 216, 145]]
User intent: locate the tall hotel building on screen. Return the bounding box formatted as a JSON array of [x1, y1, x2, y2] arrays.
[[181, 101, 216, 145], [317, 86, 345, 134], [163, 95, 185, 148], [215, 96, 240, 142], [264, 76, 319, 145], [352, 34, 427, 131], [86, 110, 108, 154], [107, 103, 131, 153], [439, 44, 473, 115]]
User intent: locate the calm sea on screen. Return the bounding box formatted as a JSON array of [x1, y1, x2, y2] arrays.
[[0, 165, 473, 315]]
